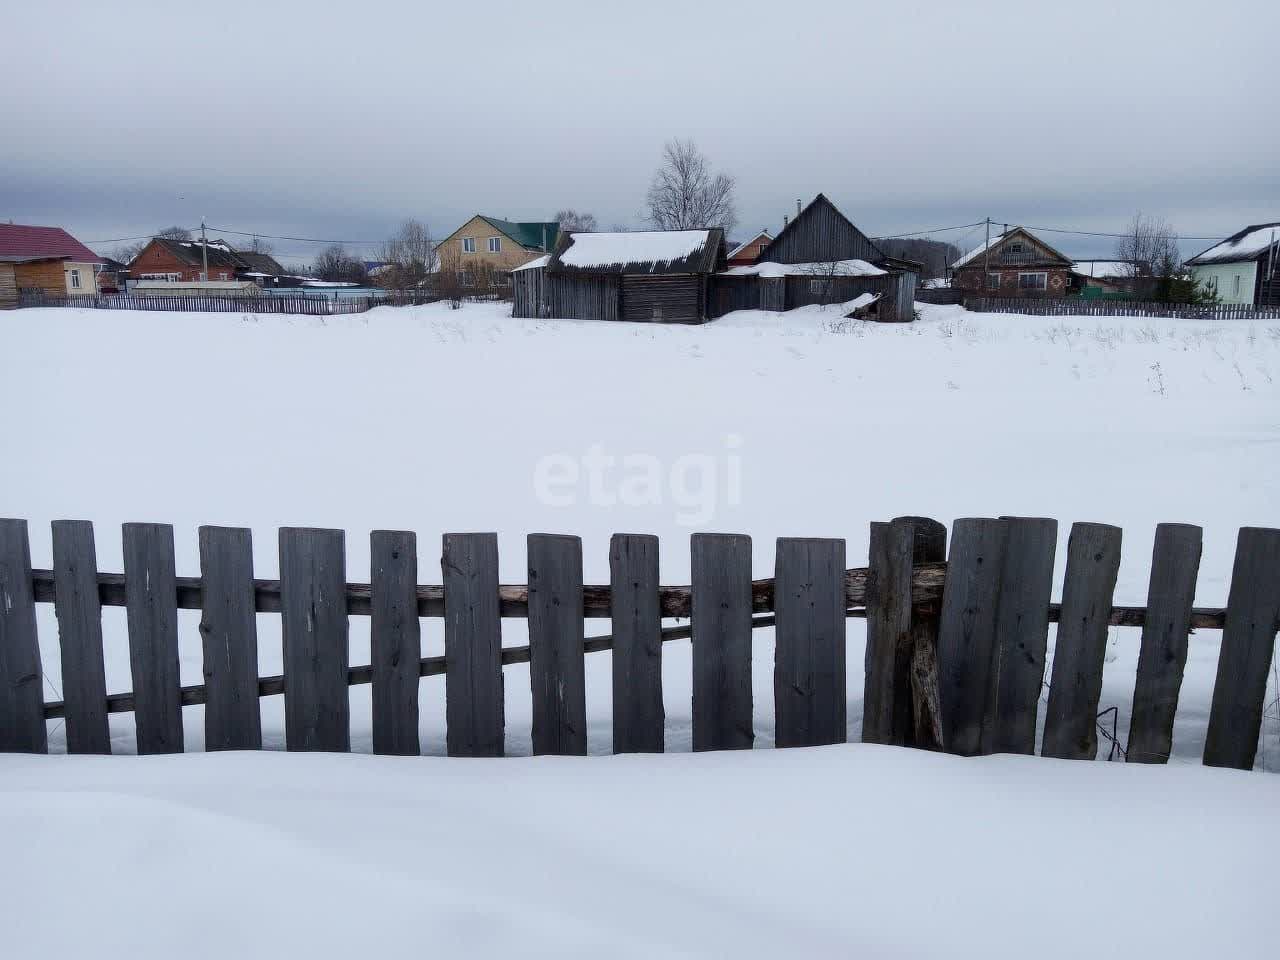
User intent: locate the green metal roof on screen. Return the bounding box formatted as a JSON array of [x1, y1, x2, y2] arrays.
[[480, 216, 559, 252]]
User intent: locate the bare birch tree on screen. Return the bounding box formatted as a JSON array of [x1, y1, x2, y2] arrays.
[[555, 209, 598, 234], [1114, 213, 1181, 279], [379, 219, 436, 288], [645, 139, 737, 236]]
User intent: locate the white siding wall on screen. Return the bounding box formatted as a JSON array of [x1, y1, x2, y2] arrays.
[[1191, 261, 1257, 305]]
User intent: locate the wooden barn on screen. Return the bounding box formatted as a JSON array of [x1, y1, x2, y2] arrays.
[[512, 229, 726, 323]]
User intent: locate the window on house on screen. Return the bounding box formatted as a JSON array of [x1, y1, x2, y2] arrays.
[[219, 271, 230, 280], [462, 237, 476, 253], [1232, 275, 1241, 298], [488, 237, 502, 253], [987, 273, 1001, 289], [69, 269, 81, 289], [1006, 242, 1024, 255], [1018, 272, 1047, 290]]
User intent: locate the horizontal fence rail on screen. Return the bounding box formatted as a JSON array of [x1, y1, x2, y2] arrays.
[[960, 296, 1280, 320], [1, 518, 1277, 769], [13, 289, 499, 315]]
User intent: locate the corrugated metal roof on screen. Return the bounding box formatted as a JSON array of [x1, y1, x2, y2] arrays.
[[0, 223, 103, 264]]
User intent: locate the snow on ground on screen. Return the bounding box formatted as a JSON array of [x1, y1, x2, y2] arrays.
[[2, 300, 1278, 765], [4, 747, 1278, 959], [4, 300, 1279, 956]]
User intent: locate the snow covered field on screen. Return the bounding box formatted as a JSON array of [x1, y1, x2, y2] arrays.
[[3, 300, 1279, 956]]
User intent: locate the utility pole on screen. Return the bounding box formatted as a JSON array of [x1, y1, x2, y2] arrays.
[[200, 218, 209, 282], [983, 217, 991, 288]]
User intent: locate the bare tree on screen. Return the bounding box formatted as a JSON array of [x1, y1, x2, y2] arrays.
[[645, 139, 737, 236], [378, 219, 437, 288], [555, 209, 598, 234], [1114, 213, 1180, 278], [156, 226, 193, 241], [312, 244, 367, 284]]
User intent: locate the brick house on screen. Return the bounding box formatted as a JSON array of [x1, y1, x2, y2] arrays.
[[435, 215, 559, 282], [0, 223, 104, 306], [126, 237, 285, 283], [726, 229, 773, 267], [950, 226, 1074, 297]]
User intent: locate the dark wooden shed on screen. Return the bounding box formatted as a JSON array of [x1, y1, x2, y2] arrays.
[[512, 229, 726, 323]]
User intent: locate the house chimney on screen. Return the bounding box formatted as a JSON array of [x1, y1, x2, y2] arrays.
[[783, 215, 789, 227], [796, 199, 802, 218]]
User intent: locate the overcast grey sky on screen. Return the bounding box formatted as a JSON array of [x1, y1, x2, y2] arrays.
[[2, 0, 1276, 263]]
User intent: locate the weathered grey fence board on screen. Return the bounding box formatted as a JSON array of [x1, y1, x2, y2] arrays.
[[198, 526, 262, 751], [528, 534, 587, 755], [370, 530, 421, 756], [937, 518, 1008, 756], [691, 533, 753, 751], [0, 519, 47, 753], [990, 517, 1058, 755], [774, 538, 847, 748], [863, 519, 914, 745], [1203, 527, 1280, 770], [442, 533, 504, 757], [51, 519, 110, 754], [123, 522, 184, 754], [1042, 523, 1122, 760], [279, 528, 349, 752], [610, 534, 663, 753], [1127, 524, 1202, 764], [905, 518, 947, 750]]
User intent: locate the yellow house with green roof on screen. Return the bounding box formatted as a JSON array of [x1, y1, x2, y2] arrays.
[[437, 214, 560, 280]]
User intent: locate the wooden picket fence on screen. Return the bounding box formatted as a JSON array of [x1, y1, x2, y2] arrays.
[[1, 517, 1277, 768], [962, 296, 1280, 320]]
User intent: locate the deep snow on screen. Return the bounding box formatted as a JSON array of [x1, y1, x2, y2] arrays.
[[3, 747, 1277, 959], [1, 301, 1278, 765]]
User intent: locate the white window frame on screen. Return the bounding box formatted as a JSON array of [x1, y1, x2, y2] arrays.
[[1232, 274, 1241, 298], [462, 237, 476, 253], [69, 269, 82, 289], [1006, 241, 1024, 255], [987, 272, 1001, 289], [1018, 272, 1048, 290], [488, 236, 502, 253]]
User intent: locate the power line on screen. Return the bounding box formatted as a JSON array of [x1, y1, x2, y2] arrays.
[[206, 224, 385, 245], [1016, 224, 1227, 242], [872, 220, 989, 240]]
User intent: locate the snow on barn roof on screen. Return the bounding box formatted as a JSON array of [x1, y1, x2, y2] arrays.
[[512, 255, 550, 272], [719, 259, 886, 278], [1186, 223, 1280, 266], [549, 229, 724, 275]]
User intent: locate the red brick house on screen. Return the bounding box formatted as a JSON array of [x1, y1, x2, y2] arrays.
[[950, 227, 1074, 297], [127, 237, 284, 283], [726, 229, 773, 267]]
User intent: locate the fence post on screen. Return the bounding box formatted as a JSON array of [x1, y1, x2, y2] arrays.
[[123, 523, 184, 754], [1203, 527, 1280, 770], [1042, 523, 1122, 760], [198, 526, 262, 751], [527, 534, 587, 756], [774, 537, 846, 747], [0, 519, 47, 753], [610, 534, 663, 753], [1126, 524, 1202, 763], [51, 520, 111, 754], [441, 533, 504, 757], [690, 533, 753, 751]]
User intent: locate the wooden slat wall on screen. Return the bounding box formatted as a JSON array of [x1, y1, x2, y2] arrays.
[[527, 534, 588, 755], [370, 530, 420, 756], [621, 275, 703, 322], [610, 534, 664, 753], [774, 538, 846, 747], [761, 196, 883, 264]]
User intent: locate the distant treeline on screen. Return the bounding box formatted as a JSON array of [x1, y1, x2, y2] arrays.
[[877, 238, 962, 279]]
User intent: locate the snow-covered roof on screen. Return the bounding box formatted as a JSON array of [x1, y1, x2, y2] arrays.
[[1186, 223, 1280, 266], [512, 255, 550, 272], [550, 229, 724, 275], [1071, 261, 1134, 279], [719, 259, 886, 279], [951, 235, 1003, 268]]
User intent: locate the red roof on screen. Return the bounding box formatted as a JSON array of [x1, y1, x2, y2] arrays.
[[0, 223, 103, 264]]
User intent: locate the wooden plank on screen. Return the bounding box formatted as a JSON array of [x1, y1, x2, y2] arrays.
[[1041, 523, 1122, 760], [0, 519, 47, 753], [371, 530, 421, 756], [198, 526, 262, 751], [1126, 524, 1202, 764], [441, 533, 504, 757], [690, 533, 753, 751], [279, 528, 349, 752], [51, 520, 110, 754], [989, 517, 1058, 755], [937, 518, 1008, 756], [610, 534, 663, 753], [527, 534, 587, 755], [904, 518, 947, 750], [863, 519, 914, 745], [1203, 527, 1280, 770], [774, 538, 847, 748], [122, 522, 183, 754]]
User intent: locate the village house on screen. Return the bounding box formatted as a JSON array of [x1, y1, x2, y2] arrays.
[[0, 222, 103, 307], [1070, 260, 1154, 297], [126, 237, 286, 284], [436, 214, 559, 282], [950, 227, 1074, 297], [1185, 223, 1280, 307], [726, 229, 772, 267]]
